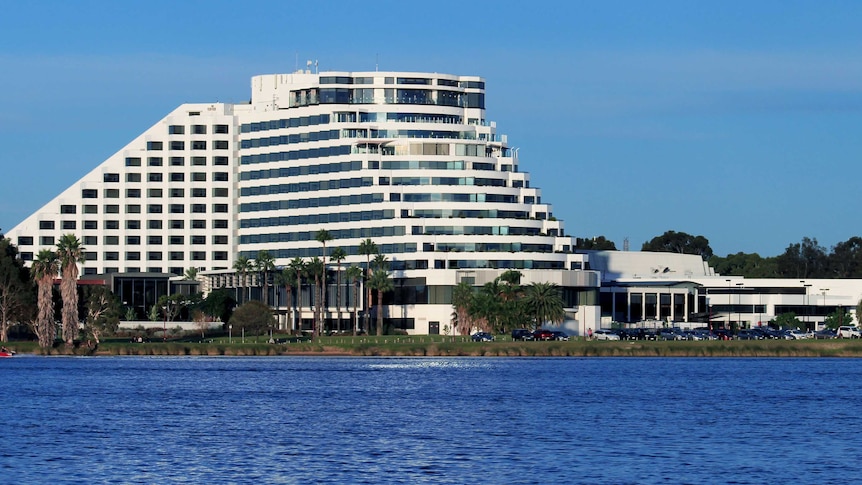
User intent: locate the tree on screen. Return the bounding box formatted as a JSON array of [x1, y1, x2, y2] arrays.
[[827, 237, 862, 278], [330, 247, 346, 333], [315, 229, 333, 327], [274, 266, 295, 333], [255, 250, 275, 306], [358, 238, 378, 331], [775, 237, 827, 279], [824, 308, 853, 330], [574, 236, 617, 250], [708, 252, 779, 278], [157, 294, 189, 322], [82, 285, 121, 344], [0, 236, 32, 342], [772, 312, 802, 330], [30, 249, 59, 348], [201, 288, 235, 324], [345, 265, 363, 335], [523, 282, 565, 329], [642, 231, 713, 260], [289, 257, 306, 333], [192, 310, 209, 339], [56, 234, 85, 346], [369, 254, 392, 336], [229, 300, 275, 340], [452, 282, 475, 337], [233, 255, 252, 302], [183, 267, 198, 281], [306, 257, 324, 338]]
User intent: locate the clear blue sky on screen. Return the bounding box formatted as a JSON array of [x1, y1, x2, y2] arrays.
[[2, 0, 861, 257]]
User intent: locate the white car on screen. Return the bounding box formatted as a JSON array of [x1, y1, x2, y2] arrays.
[[836, 326, 861, 338], [593, 329, 620, 341], [784, 329, 810, 340]]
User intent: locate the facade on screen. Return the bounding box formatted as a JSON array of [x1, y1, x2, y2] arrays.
[[8, 70, 602, 334]]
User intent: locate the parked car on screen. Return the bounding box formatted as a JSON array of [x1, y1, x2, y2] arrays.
[[533, 329, 555, 341], [512, 329, 534, 341], [736, 329, 762, 340], [658, 328, 686, 341], [836, 326, 861, 339], [593, 329, 620, 341], [551, 331, 569, 341], [814, 328, 837, 339], [784, 329, 810, 340], [471, 331, 495, 342]]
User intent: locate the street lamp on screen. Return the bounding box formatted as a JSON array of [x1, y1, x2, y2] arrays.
[[820, 288, 830, 331], [801, 281, 812, 332], [162, 305, 168, 342], [736, 282, 744, 329], [229, 324, 233, 344], [726, 279, 731, 330]]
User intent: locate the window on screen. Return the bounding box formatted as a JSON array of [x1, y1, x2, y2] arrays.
[[148, 235, 163, 244], [212, 251, 228, 260], [148, 220, 163, 229], [127, 173, 141, 183], [104, 252, 119, 261], [104, 222, 119, 231], [60, 205, 76, 214], [126, 204, 141, 214], [169, 204, 184, 214], [191, 251, 206, 261], [191, 156, 206, 166], [83, 221, 98, 230], [170, 173, 185, 182], [214, 140, 229, 150], [104, 189, 119, 198], [192, 141, 207, 150], [192, 125, 207, 134], [213, 124, 229, 134], [212, 204, 228, 213], [170, 141, 185, 150], [125, 252, 141, 261], [104, 204, 119, 214], [148, 173, 163, 182], [126, 236, 141, 245], [191, 235, 205, 245], [148, 157, 163, 166], [191, 220, 206, 229], [39, 220, 55, 230], [170, 157, 185, 166], [62, 221, 76, 230], [126, 220, 140, 229], [170, 188, 185, 197], [40, 236, 55, 245], [169, 252, 184, 261], [83, 205, 98, 214], [213, 220, 228, 229], [192, 202, 207, 212], [169, 220, 184, 229], [83, 236, 97, 245], [148, 188, 163, 198], [213, 156, 229, 166], [82, 189, 98, 198], [213, 187, 228, 197], [126, 157, 142, 166], [147, 204, 163, 214], [18, 236, 33, 245], [147, 252, 163, 261], [169, 125, 185, 135], [127, 189, 141, 198], [146, 142, 163, 151], [213, 235, 228, 244], [192, 188, 206, 198], [213, 172, 229, 182], [103, 173, 120, 183], [192, 172, 206, 182], [169, 235, 184, 245]]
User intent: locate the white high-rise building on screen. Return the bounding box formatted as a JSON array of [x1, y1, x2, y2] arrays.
[[8, 70, 601, 335]]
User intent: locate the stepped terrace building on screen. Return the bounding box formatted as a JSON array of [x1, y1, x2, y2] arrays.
[[8, 69, 601, 335]]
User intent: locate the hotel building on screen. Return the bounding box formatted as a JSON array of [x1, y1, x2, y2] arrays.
[[8, 69, 602, 335]]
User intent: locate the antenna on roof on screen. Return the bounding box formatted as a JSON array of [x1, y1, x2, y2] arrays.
[[376, 53, 379, 72]]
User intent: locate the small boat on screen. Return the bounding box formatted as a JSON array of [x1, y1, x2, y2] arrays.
[[0, 349, 15, 357]]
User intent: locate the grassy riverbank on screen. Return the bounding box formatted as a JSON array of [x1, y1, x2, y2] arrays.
[[6, 336, 862, 357]]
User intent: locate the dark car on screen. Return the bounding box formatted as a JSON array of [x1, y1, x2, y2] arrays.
[[471, 331, 495, 342], [736, 329, 762, 340], [512, 329, 534, 341], [551, 330, 570, 341], [533, 329, 555, 341]]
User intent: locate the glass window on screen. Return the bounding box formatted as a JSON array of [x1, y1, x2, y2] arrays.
[[104, 189, 119, 198], [62, 221, 76, 230], [192, 188, 206, 198], [148, 235, 163, 245], [169, 235, 184, 245], [170, 173, 185, 182], [83, 221, 98, 230], [192, 141, 207, 150], [191, 235, 205, 245], [147, 204, 162, 214], [192, 220, 206, 229], [146, 142, 162, 151], [169, 125, 185, 135], [148, 188, 163, 198], [126, 220, 140, 229], [148, 220, 163, 229], [104, 204, 119, 214], [192, 172, 206, 182], [82, 189, 98, 198], [149, 173, 163, 182], [127, 189, 141, 198], [60, 205, 76, 214], [213, 124, 229, 134], [148, 157, 163, 166], [170, 141, 185, 150], [170, 188, 185, 197], [126, 157, 142, 166], [213, 156, 229, 166], [83, 236, 97, 245], [192, 125, 207, 134], [39, 220, 55, 230], [214, 140, 229, 150], [126, 204, 140, 214], [103, 173, 120, 183], [192, 156, 206, 166], [170, 157, 184, 166], [82, 205, 98, 214], [169, 204, 184, 214], [213, 172, 229, 182], [127, 173, 141, 183]]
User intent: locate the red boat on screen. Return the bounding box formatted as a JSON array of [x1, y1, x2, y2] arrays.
[[0, 348, 14, 357]]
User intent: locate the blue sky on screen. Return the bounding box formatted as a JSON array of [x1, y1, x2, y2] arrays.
[[2, 0, 861, 257]]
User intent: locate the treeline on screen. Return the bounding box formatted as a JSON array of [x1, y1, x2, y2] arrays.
[[576, 231, 862, 279]]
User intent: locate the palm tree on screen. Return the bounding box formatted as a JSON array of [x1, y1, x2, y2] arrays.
[[330, 247, 346, 333], [306, 257, 324, 338], [358, 238, 378, 331], [274, 266, 296, 332], [30, 249, 59, 348], [315, 229, 333, 327], [523, 282, 565, 330], [255, 250, 275, 306], [233, 255, 252, 303], [452, 282, 475, 336], [289, 257, 306, 334], [369, 260, 393, 336], [56, 234, 85, 346], [183, 267, 198, 281], [345, 265, 363, 335]]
